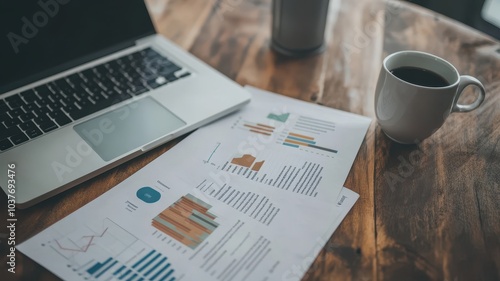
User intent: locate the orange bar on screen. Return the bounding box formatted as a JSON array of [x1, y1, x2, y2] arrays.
[[244, 124, 274, 133], [289, 132, 314, 140], [284, 139, 307, 146], [251, 161, 264, 171], [231, 154, 256, 168], [250, 129, 271, 136], [256, 123, 275, 129]]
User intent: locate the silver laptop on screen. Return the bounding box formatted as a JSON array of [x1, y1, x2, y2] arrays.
[[0, 0, 250, 208]]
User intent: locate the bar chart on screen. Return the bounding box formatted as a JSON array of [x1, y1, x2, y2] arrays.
[[230, 154, 265, 172], [152, 194, 219, 249], [219, 153, 324, 197], [45, 218, 178, 281], [292, 115, 336, 134], [282, 132, 338, 153], [84, 249, 176, 281], [241, 121, 275, 136]]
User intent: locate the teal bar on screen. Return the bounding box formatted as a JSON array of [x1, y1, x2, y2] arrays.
[[139, 253, 161, 272], [282, 143, 299, 148], [96, 260, 117, 278], [159, 269, 174, 281], [286, 136, 316, 144], [88, 257, 112, 275], [145, 257, 167, 276], [151, 263, 170, 281], [133, 250, 155, 269]]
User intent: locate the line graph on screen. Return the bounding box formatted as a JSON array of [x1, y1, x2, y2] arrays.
[[204, 142, 221, 164], [54, 228, 108, 253], [43, 218, 179, 280]]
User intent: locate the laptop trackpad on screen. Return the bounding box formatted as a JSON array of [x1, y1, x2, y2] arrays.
[[74, 97, 186, 161]]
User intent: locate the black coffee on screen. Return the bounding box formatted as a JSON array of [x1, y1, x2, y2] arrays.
[[390, 66, 449, 87]]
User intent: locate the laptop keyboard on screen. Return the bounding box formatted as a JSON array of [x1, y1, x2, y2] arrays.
[[0, 47, 190, 152]]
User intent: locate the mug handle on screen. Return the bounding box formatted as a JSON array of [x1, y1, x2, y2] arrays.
[[452, 75, 486, 113]]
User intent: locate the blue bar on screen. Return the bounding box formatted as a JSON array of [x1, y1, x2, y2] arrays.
[[87, 257, 112, 275], [133, 250, 156, 269], [119, 269, 132, 280], [87, 263, 102, 275], [138, 278, 144, 281], [139, 252, 161, 272], [114, 265, 126, 275], [282, 142, 299, 148], [159, 269, 174, 281], [145, 257, 167, 276], [127, 273, 137, 281], [169, 278, 175, 281], [286, 136, 316, 144], [151, 263, 170, 281], [96, 260, 118, 278]]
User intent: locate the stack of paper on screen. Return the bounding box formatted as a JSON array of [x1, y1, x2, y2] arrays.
[[18, 86, 371, 281]]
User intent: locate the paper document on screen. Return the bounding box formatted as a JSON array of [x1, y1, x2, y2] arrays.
[[18, 86, 370, 281]]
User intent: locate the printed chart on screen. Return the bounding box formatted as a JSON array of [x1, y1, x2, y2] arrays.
[[219, 153, 324, 197], [45, 218, 177, 281], [152, 194, 219, 249], [231, 111, 340, 159]]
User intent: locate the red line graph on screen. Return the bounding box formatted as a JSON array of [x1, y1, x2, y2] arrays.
[[55, 227, 108, 253]]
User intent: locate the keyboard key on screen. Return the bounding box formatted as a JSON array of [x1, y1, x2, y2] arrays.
[[55, 116, 72, 126], [18, 112, 35, 122], [76, 97, 92, 109], [69, 93, 132, 120], [0, 126, 21, 140], [0, 114, 10, 122], [63, 104, 78, 113], [20, 120, 36, 131], [39, 121, 58, 133], [69, 104, 107, 120], [35, 85, 53, 96], [165, 74, 179, 82], [146, 77, 168, 89], [0, 139, 14, 151], [7, 100, 23, 109], [157, 64, 181, 76], [129, 85, 148, 96], [3, 117, 22, 128], [22, 103, 40, 112], [89, 92, 104, 102], [10, 132, 29, 145], [5, 95, 23, 104], [33, 106, 51, 117], [24, 127, 43, 139], [8, 107, 25, 117], [179, 72, 191, 78], [21, 90, 39, 102], [48, 109, 68, 119], [34, 115, 51, 125]]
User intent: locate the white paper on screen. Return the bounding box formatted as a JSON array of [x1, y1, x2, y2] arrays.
[[18, 87, 370, 281]]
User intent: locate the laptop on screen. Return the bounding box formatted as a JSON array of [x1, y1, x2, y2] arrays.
[[0, 0, 251, 208]]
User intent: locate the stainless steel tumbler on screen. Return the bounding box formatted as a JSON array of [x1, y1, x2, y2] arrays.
[[271, 0, 330, 57]]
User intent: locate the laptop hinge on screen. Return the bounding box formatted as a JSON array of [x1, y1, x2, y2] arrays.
[[135, 34, 158, 46]]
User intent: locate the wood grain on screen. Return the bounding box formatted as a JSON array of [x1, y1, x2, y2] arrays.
[[1, 0, 499, 280], [375, 2, 500, 281]]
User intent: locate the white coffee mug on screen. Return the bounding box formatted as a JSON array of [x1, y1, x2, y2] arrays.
[[375, 51, 486, 144]]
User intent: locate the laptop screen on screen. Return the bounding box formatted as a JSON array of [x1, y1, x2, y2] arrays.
[[0, 0, 156, 94]]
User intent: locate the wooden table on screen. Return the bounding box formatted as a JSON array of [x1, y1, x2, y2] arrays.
[[1, 0, 499, 280]]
